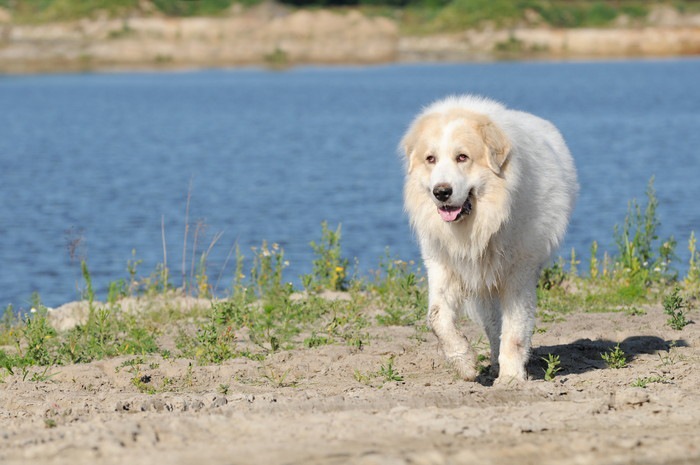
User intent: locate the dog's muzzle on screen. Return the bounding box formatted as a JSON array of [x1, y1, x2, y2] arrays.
[[436, 189, 473, 222]]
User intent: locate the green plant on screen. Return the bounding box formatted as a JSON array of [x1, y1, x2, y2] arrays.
[[538, 258, 566, 290], [30, 365, 58, 382], [21, 304, 56, 366], [259, 362, 296, 388], [569, 248, 580, 277], [303, 222, 350, 292], [657, 341, 680, 367], [685, 231, 700, 292], [601, 343, 627, 369], [542, 353, 562, 381], [353, 369, 372, 385], [303, 332, 330, 348], [378, 356, 404, 383], [218, 383, 230, 395], [131, 373, 156, 394], [613, 178, 676, 283], [632, 375, 669, 388], [44, 418, 57, 429], [589, 241, 600, 279], [250, 241, 288, 298], [177, 306, 237, 364], [373, 252, 427, 326], [663, 287, 689, 331]]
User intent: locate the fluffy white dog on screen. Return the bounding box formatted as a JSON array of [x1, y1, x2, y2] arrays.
[[401, 95, 578, 382]]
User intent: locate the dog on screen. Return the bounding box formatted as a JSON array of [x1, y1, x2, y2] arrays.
[[400, 95, 578, 382]]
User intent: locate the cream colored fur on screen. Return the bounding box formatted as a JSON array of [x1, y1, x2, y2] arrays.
[[401, 95, 578, 382]]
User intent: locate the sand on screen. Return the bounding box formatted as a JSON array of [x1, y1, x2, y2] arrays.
[[1, 299, 699, 465]]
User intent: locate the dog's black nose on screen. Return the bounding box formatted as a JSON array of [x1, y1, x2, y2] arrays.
[[433, 184, 452, 202]]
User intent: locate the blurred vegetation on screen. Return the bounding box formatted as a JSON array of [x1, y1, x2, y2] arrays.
[[1, 0, 698, 32]]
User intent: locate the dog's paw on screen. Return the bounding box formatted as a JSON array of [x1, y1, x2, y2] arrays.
[[446, 355, 478, 382], [493, 372, 528, 388]]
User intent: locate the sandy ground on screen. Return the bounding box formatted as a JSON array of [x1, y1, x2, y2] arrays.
[[1, 300, 699, 465]]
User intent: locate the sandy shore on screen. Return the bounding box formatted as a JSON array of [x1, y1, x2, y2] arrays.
[[1, 296, 698, 465]]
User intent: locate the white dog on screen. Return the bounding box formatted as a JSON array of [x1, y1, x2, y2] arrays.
[[401, 95, 578, 382]]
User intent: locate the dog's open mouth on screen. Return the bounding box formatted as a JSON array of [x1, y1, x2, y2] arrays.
[[437, 193, 473, 222]]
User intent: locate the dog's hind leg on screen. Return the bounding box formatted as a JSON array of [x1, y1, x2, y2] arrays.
[[427, 263, 478, 381]]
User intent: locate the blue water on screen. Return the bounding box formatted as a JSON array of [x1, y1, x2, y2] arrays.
[[1, 59, 699, 309]]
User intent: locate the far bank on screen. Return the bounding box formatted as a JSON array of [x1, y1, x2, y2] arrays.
[[1, 5, 700, 73]]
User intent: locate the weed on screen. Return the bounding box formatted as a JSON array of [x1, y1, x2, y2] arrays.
[[373, 252, 427, 326], [303, 222, 350, 292], [131, 374, 156, 394], [353, 369, 372, 385], [601, 344, 627, 369], [657, 341, 680, 367], [613, 177, 676, 283], [569, 248, 580, 278], [29, 365, 58, 382], [538, 258, 566, 290], [664, 287, 690, 330], [686, 231, 700, 294], [44, 418, 57, 429], [183, 362, 195, 387], [250, 241, 288, 298], [353, 356, 405, 386], [19, 297, 57, 366], [378, 356, 404, 383], [218, 383, 230, 395], [259, 362, 295, 388], [589, 241, 600, 279], [542, 353, 562, 381], [624, 306, 646, 317], [632, 375, 669, 388], [303, 332, 330, 348], [115, 356, 146, 373], [176, 307, 237, 364]]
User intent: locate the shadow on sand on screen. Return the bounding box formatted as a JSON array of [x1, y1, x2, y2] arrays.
[[475, 335, 688, 385], [527, 336, 688, 381]]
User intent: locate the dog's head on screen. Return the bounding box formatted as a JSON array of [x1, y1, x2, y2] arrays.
[[400, 109, 511, 223]]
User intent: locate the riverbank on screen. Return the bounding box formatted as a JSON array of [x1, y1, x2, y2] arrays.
[[1, 5, 700, 73]]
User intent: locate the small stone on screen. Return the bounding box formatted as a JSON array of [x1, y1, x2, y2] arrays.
[[115, 401, 131, 412], [210, 396, 228, 409], [190, 400, 205, 412]]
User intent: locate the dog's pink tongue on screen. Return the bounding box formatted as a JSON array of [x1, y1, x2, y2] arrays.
[[438, 207, 461, 222]]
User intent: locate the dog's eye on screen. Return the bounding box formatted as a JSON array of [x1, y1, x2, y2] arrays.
[[426, 155, 436, 164], [456, 154, 469, 162]]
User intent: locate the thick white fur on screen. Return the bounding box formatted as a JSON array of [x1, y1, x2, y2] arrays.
[[401, 95, 578, 382]]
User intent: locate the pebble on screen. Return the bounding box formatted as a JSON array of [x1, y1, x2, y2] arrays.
[[210, 396, 228, 409]]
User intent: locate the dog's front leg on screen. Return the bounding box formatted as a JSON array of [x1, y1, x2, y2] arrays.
[[497, 273, 538, 382], [426, 262, 477, 381]]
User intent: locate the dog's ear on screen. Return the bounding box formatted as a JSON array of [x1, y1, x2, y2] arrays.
[[399, 126, 419, 174], [478, 120, 511, 174]]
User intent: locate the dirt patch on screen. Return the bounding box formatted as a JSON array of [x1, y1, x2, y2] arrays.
[[1, 301, 699, 465]]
